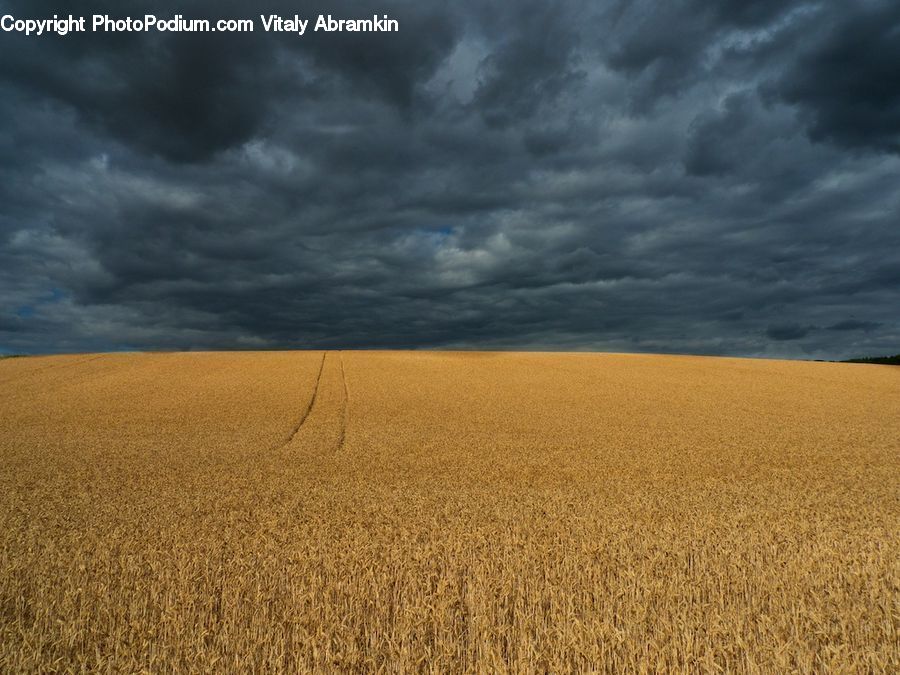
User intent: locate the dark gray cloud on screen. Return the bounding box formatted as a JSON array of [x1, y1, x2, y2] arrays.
[[766, 323, 813, 341], [770, 1, 900, 154], [1, 0, 898, 358], [827, 320, 882, 332]]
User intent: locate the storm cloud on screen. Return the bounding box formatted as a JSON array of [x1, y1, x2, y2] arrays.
[[1, 0, 898, 358]]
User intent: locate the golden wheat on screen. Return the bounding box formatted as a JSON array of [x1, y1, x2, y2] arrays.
[[1, 350, 898, 672]]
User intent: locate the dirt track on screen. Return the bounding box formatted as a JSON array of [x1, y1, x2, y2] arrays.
[[1, 351, 898, 671]]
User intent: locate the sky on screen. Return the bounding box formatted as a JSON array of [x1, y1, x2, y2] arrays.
[[1, 0, 898, 358]]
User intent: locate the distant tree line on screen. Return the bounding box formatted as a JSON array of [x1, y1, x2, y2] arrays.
[[841, 354, 900, 366]]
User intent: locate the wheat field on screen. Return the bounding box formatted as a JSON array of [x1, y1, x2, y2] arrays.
[[0, 351, 897, 672]]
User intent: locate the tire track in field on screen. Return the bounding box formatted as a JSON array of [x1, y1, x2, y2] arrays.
[[276, 351, 326, 450], [0, 354, 106, 386], [338, 352, 350, 451]]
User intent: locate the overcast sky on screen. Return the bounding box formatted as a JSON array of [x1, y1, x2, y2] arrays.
[[1, 0, 898, 358]]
